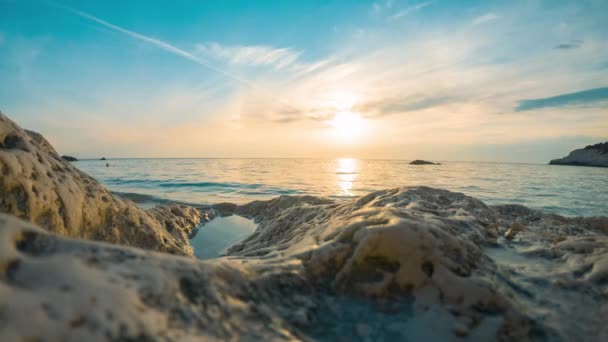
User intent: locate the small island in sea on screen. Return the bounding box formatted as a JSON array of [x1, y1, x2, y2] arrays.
[[410, 159, 441, 165]]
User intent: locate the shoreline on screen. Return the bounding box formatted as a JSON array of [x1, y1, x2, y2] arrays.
[[2, 111, 608, 340]]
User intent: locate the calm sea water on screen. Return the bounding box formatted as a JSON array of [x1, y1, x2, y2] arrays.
[[75, 158, 608, 217]]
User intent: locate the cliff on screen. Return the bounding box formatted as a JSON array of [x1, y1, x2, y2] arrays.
[[550, 142, 608, 167]]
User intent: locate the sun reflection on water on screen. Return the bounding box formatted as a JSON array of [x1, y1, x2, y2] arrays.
[[336, 158, 359, 196]]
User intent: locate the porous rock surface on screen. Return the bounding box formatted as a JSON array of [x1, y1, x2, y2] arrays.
[[2, 185, 607, 340], [0, 112, 207, 255]]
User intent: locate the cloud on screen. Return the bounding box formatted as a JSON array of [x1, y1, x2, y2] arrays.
[[390, 1, 433, 20], [371, 0, 394, 13], [194, 43, 301, 70], [356, 95, 456, 117], [554, 39, 583, 50], [515, 87, 608, 111], [58, 4, 253, 87], [472, 13, 498, 25]]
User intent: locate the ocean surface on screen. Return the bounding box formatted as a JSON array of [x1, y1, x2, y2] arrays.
[[75, 158, 608, 217]]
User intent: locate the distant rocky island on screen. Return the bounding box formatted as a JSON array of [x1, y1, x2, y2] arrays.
[[410, 159, 441, 165], [61, 155, 78, 161], [550, 142, 608, 167]]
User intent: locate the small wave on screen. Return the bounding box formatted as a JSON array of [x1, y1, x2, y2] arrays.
[[158, 181, 244, 188], [107, 178, 265, 190], [113, 191, 207, 208]]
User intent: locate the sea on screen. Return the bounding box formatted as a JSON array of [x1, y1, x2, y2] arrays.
[[75, 158, 608, 217]]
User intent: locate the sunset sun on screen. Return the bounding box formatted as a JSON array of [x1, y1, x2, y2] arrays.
[[329, 111, 366, 141]]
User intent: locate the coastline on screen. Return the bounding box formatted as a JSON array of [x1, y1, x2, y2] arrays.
[[1, 111, 608, 340], [72, 157, 608, 218]]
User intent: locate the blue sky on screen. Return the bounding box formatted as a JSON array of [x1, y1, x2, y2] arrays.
[[1, 0, 607, 162]]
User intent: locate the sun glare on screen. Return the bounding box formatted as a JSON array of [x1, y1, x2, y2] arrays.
[[332, 91, 358, 111], [329, 111, 366, 141]]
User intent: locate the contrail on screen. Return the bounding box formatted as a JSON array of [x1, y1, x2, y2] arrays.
[[58, 4, 254, 87], [53, 3, 305, 118]]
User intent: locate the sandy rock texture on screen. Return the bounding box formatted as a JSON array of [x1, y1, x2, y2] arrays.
[[229, 187, 608, 341], [1, 112, 606, 340], [1, 187, 606, 341], [550, 142, 608, 167], [0, 112, 208, 255]]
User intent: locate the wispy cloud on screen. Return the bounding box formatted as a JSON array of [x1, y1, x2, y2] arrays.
[[390, 1, 433, 20], [515, 87, 608, 111], [356, 95, 455, 117], [58, 4, 254, 87], [194, 43, 302, 70], [472, 13, 498, 25], [371, 0, 395, 14], [554, 39, 584, 50]]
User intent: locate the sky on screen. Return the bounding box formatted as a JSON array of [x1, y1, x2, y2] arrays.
[[0, 0, 607, 163]]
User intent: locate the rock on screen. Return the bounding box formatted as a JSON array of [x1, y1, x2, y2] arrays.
[[510, 222, 525, 232], [100, 157, 107, 160], [486, 222, 500, 239], [410, 159, 441, 165], [549, 142, 608, 167], [504, 228, 517, 240], [504, 222, 525, 240], [61, 155, 78, 162], [1, 185, 607, 340], [0, 112, 206, 256], [211, 202, 238, 216]]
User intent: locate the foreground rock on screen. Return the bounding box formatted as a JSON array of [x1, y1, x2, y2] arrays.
[[549, 142, 608, 167], [0, 112, 209, 256], [2, 186, 606, 340], [410, 159, 441, 165], [61, 155, 78, 162]]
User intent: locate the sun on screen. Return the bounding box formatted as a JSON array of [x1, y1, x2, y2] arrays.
[[329, 111, 365, 141]]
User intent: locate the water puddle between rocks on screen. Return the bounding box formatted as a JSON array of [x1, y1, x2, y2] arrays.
[[190, 215, 257, 259]]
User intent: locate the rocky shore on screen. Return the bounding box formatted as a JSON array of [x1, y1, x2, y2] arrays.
[[550, 142, 608, 167], [1, 112, 607, 341], [1, 112, 212, 255]]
